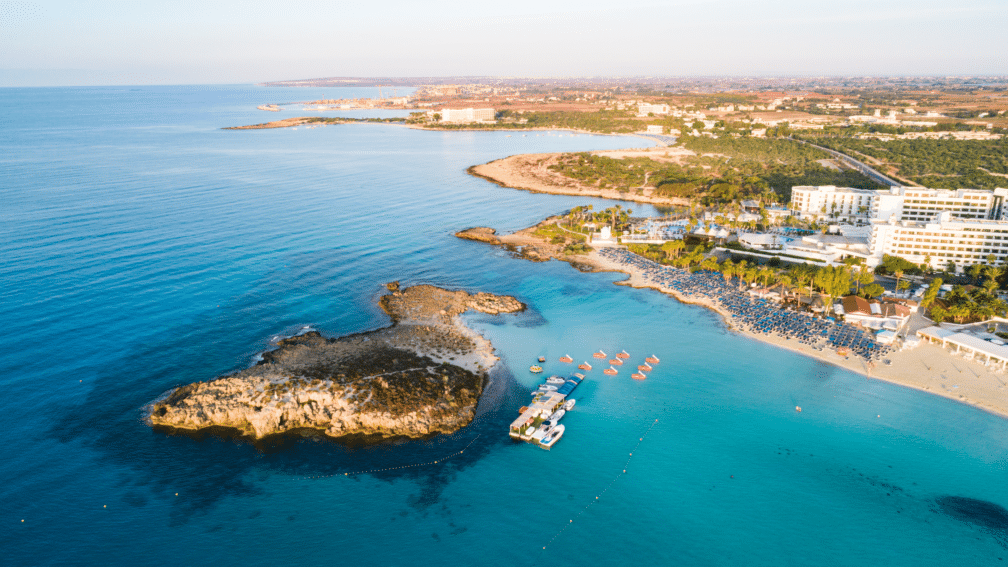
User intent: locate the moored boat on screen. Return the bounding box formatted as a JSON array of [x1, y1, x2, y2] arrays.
[[539, 424, 565, 449], [537, 384, 557, 392], [631, 373, 647, 380], [603, 366, 618, 376], [638, 363, 652, 373], [559, 354, 574, 363], [616, 350, 630, 359], [545, 375, 566, 385], [578, 361, 593, 371], [530, 365, 543, 373], [645, 355, 660, 364], [592, 350, 607, 359], [538, 356, 546, 363], [609, 358, 623, 365], [548, 408, 566, 421], [563, 399, 576, 411]]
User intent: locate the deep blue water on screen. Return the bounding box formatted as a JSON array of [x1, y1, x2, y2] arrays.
[[3, 85, 1008, 566]]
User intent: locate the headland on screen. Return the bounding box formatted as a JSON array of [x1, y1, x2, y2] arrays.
[[148, 283, 524, 442], [468, 151, 690, 206]]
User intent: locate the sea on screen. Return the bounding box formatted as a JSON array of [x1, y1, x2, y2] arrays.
[[3, 85, 1008, 566]]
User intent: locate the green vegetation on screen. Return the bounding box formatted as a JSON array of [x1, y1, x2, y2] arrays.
[[805, 137, 1008, 189], [546, 137, 883, 204], [929, 285, 1007, 324]]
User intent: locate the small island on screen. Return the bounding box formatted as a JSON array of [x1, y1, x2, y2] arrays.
[[148, 283, 524, 441]]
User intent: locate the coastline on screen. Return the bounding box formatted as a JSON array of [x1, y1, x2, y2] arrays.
[[148, 284, 525, 443], [468, 152, 690, 206], [584, 249, 1008, 419], [460, 223, 1008, 420]]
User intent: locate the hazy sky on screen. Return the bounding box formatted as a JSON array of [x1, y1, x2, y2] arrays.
[[1, 0, 1005, 86]]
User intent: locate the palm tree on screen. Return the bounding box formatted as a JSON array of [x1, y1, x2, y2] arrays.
[[893, 269, 904, 295], [721, 259, 735, 283]]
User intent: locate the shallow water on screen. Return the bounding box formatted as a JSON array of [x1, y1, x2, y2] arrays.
[[2, 85, 1008, 566]]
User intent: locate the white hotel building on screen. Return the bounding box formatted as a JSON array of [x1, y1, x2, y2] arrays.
[[790, 186, 877, 221], [869, 212, 1008, 271], [436, 108, 496, 123], [789, 186, 1008, 271]]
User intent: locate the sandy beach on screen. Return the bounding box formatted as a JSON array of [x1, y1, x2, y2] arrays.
[[581, 247, 1008, 419], [458, 218, 1008, 419]]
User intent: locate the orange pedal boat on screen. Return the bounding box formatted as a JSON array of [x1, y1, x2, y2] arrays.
[[638, 363, 653, 373], [616, 350, 630, 359], [603, 367, 618, 376], [631, 373, 647, 380], [578, 361, 593, 371], [609, 358, 623, 365]]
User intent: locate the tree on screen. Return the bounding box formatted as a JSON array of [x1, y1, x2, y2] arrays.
[[814, 265, 851, 314], [919, 277, 943, 310], [897, 279, 911, 293], [968, 264, 985, 284], [946, 260, 957, 274], [930, 305, 948, 324], [855, 264, 874, 294], [861, 283, 885, 299], [661, 240, 685, 260]]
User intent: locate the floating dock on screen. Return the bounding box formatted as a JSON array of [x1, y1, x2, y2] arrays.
[[509, 375, 583, 448]]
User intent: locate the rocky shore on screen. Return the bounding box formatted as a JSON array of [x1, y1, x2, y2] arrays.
[[148, 284, 524, 441]]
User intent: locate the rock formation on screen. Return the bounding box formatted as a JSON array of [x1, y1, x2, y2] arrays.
[[148, 285, 524, 441]]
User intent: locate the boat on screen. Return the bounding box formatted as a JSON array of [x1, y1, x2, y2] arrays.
[[538, 356, 546, 363], [592, 350, 607, 359], [645, 355, 660, 364], [616, 350, 630, 359], [563, 399, 576, 411], [539, 424, 565, 449], [631, 373, 647, 380], [559, 355, 574, 363], [573, 373, 585, 379], [530, 365, 543, 373], [548, 409, 566, 421], [537, 384, 557, 392], [531, 423, 553, 442], [545, 376, 566, 385], [638, 363, 653, 373], [609, 358, 623, 365], [578, 361, 593, 371], [603, 366, 618, 376]]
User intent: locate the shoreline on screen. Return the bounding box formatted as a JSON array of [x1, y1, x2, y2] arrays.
[[148, 284, 525, 443], [467, 152, 690, 207], [583, 249, 1008, 420], [458, 223, 1008, 420]]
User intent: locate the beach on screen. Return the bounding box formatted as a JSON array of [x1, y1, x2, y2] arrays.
[[581, 246, 1008, 419], [461, 216, 1008, 419]]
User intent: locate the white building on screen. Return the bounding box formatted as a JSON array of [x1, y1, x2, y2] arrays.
[[437, 108, 496, 123], [790, 185, 879, 221], [871, 186, 1008, 223], [638, 103, 670, 116], [869, 211, 1008, 271], [645, 125, 664, 134]]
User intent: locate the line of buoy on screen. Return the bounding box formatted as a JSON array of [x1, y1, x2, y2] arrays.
[[538, 419, 660, 554], [292, 434, 480, 480]]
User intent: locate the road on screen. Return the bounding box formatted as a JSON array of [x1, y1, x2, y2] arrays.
[[793, 138, 903, 187]]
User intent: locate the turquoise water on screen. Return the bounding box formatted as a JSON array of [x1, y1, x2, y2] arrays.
[[3, 85, 1008, 566]]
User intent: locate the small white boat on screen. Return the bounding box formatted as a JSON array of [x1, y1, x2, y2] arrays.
[[563, 399, 576, 411], [537, 384, 558, 392], [540, 424, 565, 448], [548, 409, 566, 422], [546, 376, 566, 385], [531, 422, 554, 441]]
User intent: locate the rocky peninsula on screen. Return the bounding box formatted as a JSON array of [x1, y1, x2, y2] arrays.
[[148, 283, 524, 441]]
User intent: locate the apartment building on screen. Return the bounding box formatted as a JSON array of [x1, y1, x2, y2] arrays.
[[637, 103, 670, 116], [437, 108, 496, 123], [869, 212, 1008, 271], [872, 187, 1008, 223], [790, 186, 878, 221]]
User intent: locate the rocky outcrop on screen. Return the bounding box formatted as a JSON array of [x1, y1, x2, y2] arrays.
[[455, 227, 501, 245], [148, 285, 524, 441]]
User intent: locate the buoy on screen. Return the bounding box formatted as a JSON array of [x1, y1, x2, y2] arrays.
[[795, 406, 802, 412], [175, 493, 178, 496]]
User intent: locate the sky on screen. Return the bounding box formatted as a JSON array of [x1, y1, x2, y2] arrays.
[[1, 0, 1006, 86]]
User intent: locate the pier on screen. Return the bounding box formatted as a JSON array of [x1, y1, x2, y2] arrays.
[[509, 375, 583, 448]]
